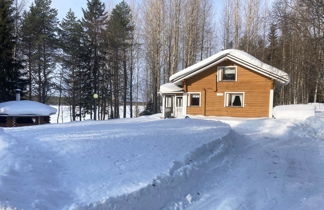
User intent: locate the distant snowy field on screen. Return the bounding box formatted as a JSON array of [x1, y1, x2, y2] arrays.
[[0, 103, 324, 210], [50, 105, 145, 123]]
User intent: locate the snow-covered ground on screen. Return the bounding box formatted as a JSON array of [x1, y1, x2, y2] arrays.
[[0, 103, 324, 210], [0, 116, 230, 209]]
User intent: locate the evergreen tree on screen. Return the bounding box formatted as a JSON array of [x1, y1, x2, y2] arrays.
[[59, 10, 83, 121], [0, 0, 24, 102], [267, 23, 279, 65], [81, 0, 107, 120], [106, 1, 134, 118], [20, 0, 58, 103]]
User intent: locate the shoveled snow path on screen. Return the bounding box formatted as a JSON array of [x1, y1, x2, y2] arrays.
[[185, 118, 324, 210]]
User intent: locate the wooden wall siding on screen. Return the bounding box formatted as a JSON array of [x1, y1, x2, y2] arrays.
[[185, 60, 274, 117]]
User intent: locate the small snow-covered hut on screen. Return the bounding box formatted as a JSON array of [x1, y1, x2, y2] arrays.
[[0, 100, 57, 127]]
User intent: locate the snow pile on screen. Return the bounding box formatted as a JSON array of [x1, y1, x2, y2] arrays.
[[273, 104, 315, 120], [293, 116, 324, 140], [170, 49, 289, 84], [0, 100, 57, 116], [160, 83, 183, 93], [1, 117, 230, 209]]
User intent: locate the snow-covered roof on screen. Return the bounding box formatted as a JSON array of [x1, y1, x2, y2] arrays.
[[170, 49, 290, 84], [0, 100, 57, 116], [160, 83, 183, 93]]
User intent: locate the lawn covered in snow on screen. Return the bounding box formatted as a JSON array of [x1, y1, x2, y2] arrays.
[[0, 116, 230, 209]]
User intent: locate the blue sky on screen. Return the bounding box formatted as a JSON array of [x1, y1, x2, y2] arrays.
[[25, 0, 225, 20]]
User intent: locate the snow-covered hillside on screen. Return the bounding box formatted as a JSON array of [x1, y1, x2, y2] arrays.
[[0, 103, 324, 210]]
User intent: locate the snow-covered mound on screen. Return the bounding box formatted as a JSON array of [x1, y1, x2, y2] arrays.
[[0, 100, 57, 116], [0, 117, 230, 209], [294, 116, 324, 140], [273, 104, 316, 120]]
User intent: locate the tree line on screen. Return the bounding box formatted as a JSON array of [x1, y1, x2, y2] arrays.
[[221, 0, 323, 105], [0, 0, 323, 121]]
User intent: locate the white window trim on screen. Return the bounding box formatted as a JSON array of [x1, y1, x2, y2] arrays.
[[217, 66, 238, 82], [269, 89, 274, 118], [224, 92, 245, 107], [187, 92, 201, 107]]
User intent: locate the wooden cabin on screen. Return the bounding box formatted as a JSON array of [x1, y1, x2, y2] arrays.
[[0, 100, 57, 127], [160, 49, 290, 118]]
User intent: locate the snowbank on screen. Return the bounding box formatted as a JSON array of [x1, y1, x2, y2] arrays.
[[293, 116, 324, 140], [0, 100, 57, 116], [1, 117, 230, 209], [273, 104, 315, 120]]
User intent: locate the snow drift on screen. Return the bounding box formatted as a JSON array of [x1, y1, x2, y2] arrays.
[[273, 104, 315, 120]]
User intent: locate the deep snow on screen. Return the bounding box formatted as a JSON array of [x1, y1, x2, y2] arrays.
[[186, 116, 324, 210], [0, 117, 230, 209], [0, 104, 324, 210]]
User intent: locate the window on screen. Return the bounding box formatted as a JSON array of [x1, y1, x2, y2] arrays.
[[165, 96, 173, 108], [225, 93, 244, 107], [218, 66, 237, 81], [189, 93, 200, 106], [0, 117, 7, 124], [15, 117, 34, 124]]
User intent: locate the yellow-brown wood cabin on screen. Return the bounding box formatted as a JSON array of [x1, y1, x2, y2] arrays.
[[160, 49, 290, 118]]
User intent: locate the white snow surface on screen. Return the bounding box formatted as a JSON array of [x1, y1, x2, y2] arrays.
[[273, 103, 320, 120], [1, 103, 324, 210], [0, 116, 230, 209], [169, 49, 289, 84], [0, 100, 57, 116], [159, 83, 183, 93]]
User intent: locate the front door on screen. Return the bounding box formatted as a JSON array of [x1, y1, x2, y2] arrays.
[[175, 96, 183, 117]]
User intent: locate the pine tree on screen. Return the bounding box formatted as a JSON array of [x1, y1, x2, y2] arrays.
[[59, 10, 84, 121], [0, 0, 24, 102], [20, 0, 58, 103], [82, 0, 107, 120], [106, 1, 134, 118]]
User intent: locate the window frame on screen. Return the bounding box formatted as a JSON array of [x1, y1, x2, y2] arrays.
[[217, 66, 238, 82], [187, 92, 201, 107], [224, 92, 245, 108]]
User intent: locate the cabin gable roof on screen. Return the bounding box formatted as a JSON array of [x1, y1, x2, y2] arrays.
[[169, 49, 290, 85]]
